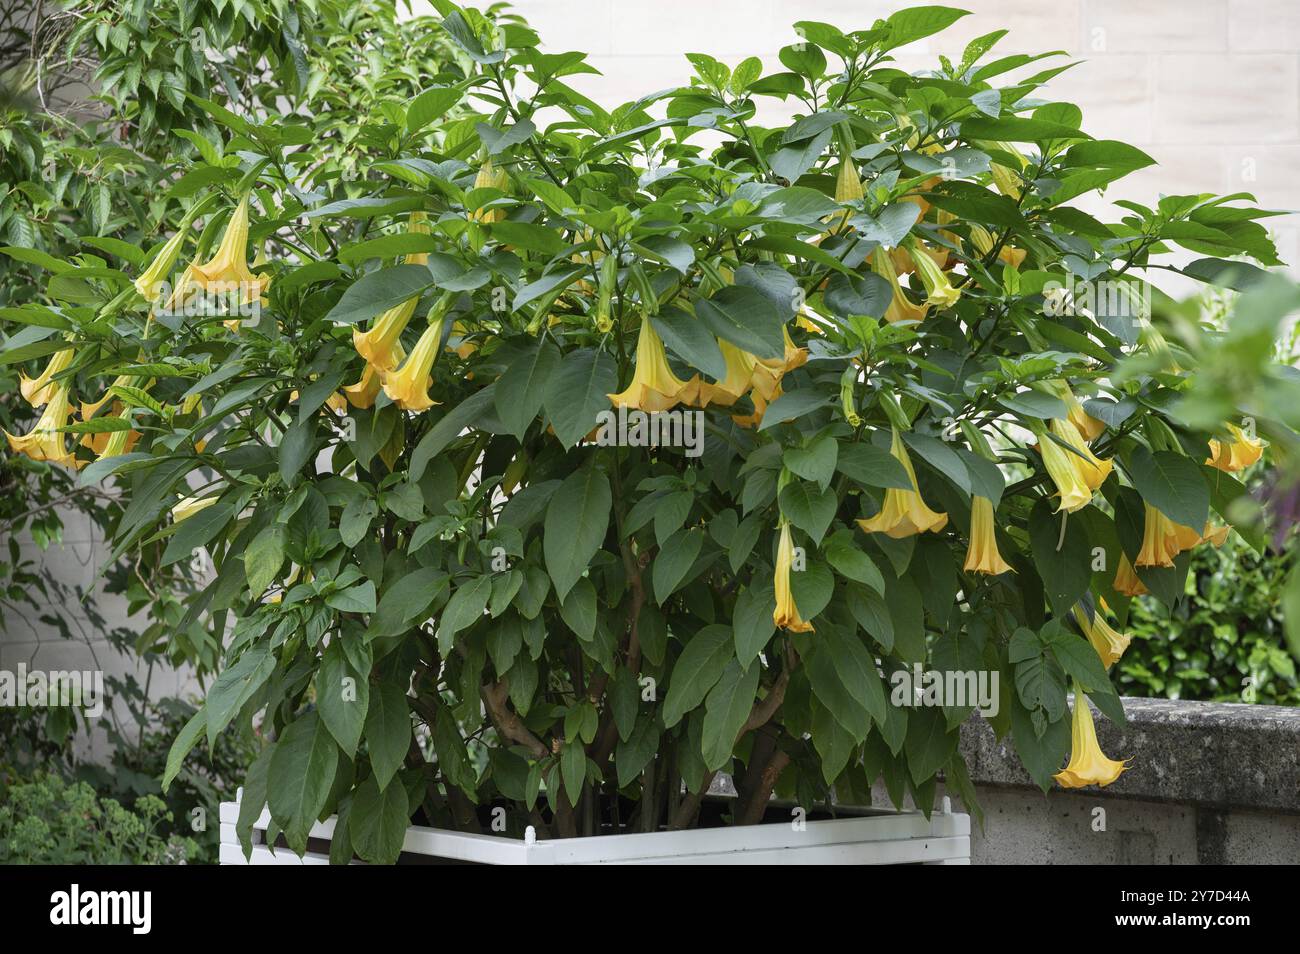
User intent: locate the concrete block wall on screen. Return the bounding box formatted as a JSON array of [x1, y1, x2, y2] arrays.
[[951, 697, 1300, 863]]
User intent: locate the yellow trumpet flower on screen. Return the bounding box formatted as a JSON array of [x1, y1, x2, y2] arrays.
[[1113, 553, 1148, 597], [83, 422, 140, 461], [889, 243, 949, 276], [857, 428, 949, 538], [170, 195, 269, 308], [870, 247, 927, 324], [697, 339, 757, 408], [134, 227, 188, 301], [988, 141, 1026, 201], [835, 155, 864, 204], [773, 520, 814, 633], [1037, 424, 1097, 513], [963, 496, 1013, 575], [1056, 384, 1105, 443], [352, 217, 432, 371], [907, 243, 961, 310], [342, 346, 402, 410], [4, 381, 78, 468], [19, 347, 74, 407], [471, 157, 510, 223], [1135, 504, 1228, 568], [1206, 424, 1264, 472], [172, 494, 219, 522], [1049, 417, 1111, 490], [382, 318, 446, 413], [968, 223, 1026, 268], [751, 328, 808, 402], [80, 375, 134, 420], [607, 316, 696, 413], [1136, 504, 1181, 568], [1072, 604, 1131, 669], [1053, 693, 1128, 789]]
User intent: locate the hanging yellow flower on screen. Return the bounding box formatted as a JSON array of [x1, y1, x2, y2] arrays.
[[857, 428, 949, 538], [907, 242, 962, 310], [607, 316, 696, 413], [352, 216, 433, 371], [1037, 424, 1096, 513], [963, 496, 1013, 575], [172, 494, 219, 522], [890, 243, 948, 276], [83, 422, 141, 461], [750, 328, 808, 402], [869, 246, 927, 324], [697, 339, 757, 408], [342, 348, 401, 410], [1135, 504, 1228, 568], [4, 381, 78, 468], [80, 375, 134, 420], [1053, 692, 1128, 789], [19, 347, 74, 407], [987, 141, 1027, 201], [382, 319, 445, 413], [1051, 382, 1105, 442], [773, 520, 814, 633], [1206, 424, 1264, 472], [1113, 553, 1148, 597], [1049, 417, 1111, 491], [470, 157, 510, 223], [1072, 604, 1131, 669], [968, 223, 1026, 268], [170, 195, 269, 308], [134, 227, 188, 302]]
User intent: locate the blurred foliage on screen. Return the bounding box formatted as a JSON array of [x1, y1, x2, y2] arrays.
[[0, 771, 196, 863]]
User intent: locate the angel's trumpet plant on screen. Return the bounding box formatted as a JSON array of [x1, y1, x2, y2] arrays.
[[869, 246, 927, 324], [19, 346, 74, 407], [352, 215, 432, 370], [963, 496, 1013, 575], [773, 519, 814, 633], [1072, 603, 1131, 669], [857, 428, 948, 538], [4, 380, 78, 468], [607, 314, 697, 413], [169, 194, 269, 310], [907, 240, 962, 310], [1206, 423, 1264, 472], [1054, 688, 1128, 789], [381, 292, 455, 413]]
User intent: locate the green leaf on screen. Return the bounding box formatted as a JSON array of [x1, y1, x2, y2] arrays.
[[778, 482, 836, 545], [244, 524, 286, 596], [437, 575, 492, 653], [409, 384, 497, 481], [544, 347, 617, 448], [694, 285, 784, 360], [652, 307, 727, 380], [784, 435, 838, 490], [318, 639, 370, 757], [349, 773, 411, 864], [325, 264, 433, 324], [407, 86, 464, 133], [662, 625, 733, 728], [757, 388, 836, 431], [1028, 498, 1092, 616], [1127, 447, 1209, 530], [161, 708, 205, 793], [205, 648, 274, 746], [267, 712, 339, 851], [903, 706, 958, 785], [701, 660, 760, 770], [364, 683, 411, 792], [543, 466, 611, 601], [278, 420, 316, 486], [326, 580, 377, 614], [836, 442, 913, 490], [733, 585, 776, 668], [652, 527, 704, 602], [495, 336, 560, 439]]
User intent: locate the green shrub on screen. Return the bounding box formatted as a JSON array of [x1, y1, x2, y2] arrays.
[[0, 772, 196, 864]]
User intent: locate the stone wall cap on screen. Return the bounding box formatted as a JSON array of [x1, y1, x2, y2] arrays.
[[961, 696, 1300, 814]]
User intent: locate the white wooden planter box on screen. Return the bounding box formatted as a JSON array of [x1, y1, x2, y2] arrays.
[[219, 790, 970, 865]]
